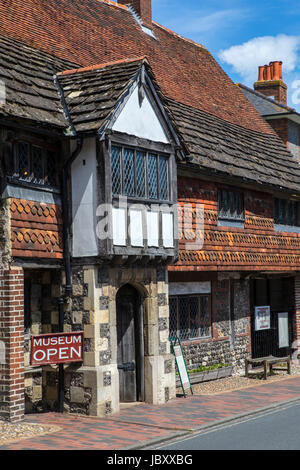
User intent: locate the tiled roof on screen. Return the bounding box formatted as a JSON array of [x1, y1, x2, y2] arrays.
[[0, 0, 275, 136], [0, 34, 78, 128], [57, 57, 147, 133], [166, 98, 300, 193], [237, 83, 297, 117]]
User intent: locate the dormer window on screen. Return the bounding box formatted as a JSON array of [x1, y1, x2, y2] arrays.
[[111, 144, 169, 201]]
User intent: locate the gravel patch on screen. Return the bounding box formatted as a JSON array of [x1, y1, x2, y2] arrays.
[[177, 363, 300, 396], [0, 421, 60, 445]]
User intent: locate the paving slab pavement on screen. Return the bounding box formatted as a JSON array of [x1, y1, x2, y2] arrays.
[[1, 375, 300, 450]]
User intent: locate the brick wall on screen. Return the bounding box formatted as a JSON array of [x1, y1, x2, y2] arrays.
[[268, 119, 289, 148], [171, 175, 300, 272], [0, 267, 24, 422]]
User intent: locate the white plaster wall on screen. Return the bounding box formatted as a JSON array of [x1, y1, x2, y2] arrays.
[[112, 86, 169, 144], [71, 138, 98, 257]]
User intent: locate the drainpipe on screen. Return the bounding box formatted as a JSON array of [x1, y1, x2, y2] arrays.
[[58, 137, 83, 413], [61, 137, 83, 296]]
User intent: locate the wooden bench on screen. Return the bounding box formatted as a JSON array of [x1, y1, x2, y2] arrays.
[[245, 355, 291, 380]]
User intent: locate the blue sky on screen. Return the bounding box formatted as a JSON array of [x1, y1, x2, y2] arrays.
[[151, 0, 300, 110]]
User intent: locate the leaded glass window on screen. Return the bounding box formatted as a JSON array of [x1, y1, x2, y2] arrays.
[[111, 144, 170, 201], [14, 141, 58, 187], [148, 153, 158, 199], [159, 155, 169, 201], [218, 188, 244, 221], [111, 146, 122, 195], [32, 146, 44, 184], [274, 198, 299, 226], [169, 295, 211, 341], [47, 151, 57, 187], [18, 142, 30, 180], [123, 148, 135, 197], [136, 151, 146, 197]]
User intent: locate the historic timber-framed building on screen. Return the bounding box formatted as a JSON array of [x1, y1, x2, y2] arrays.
[[1, 0, 300, 422]]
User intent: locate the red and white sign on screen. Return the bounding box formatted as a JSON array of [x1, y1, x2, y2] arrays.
[[31, 332, 84, 366]]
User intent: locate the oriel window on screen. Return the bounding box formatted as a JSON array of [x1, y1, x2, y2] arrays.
[[111, 145, 170, 201]]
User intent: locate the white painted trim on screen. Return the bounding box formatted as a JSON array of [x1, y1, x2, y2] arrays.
[[129, 209, 144, 247], [112, 207, 127, 246], [274, 224, 300, 234]]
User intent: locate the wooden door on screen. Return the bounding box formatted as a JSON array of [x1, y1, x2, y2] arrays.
[[116, 284, 144, 402], [250, 278, 293, 358]]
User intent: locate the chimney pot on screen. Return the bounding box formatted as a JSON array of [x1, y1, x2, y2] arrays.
[[272, 61, 281, 80], [254, 60, 287, 105], [265, 65, 271, 81], [258, 66, 264, 81]]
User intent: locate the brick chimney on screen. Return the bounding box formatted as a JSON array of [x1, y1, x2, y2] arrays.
[[254, 61, 287, 105], [119, 0, 152, 29]]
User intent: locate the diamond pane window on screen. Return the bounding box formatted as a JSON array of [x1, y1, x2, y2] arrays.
[[111, 144, 169, 201], [47, 151, 57, 187], [32, 146, 44, 184], [123, 148, 135, 197], [111, 146, 122, 195], [17, 142, 30, 180], [159, 155, 168, 200], [274, 198, 299, 226], [169, 297, 178, 339], [169, 295, 211, 340], [189, 297, 199, 338], [200, 296, 210, 337], [148, 153, 158, 199], [178, 297, 189, 340], [136, 151, 146, 197], [218, 188, 244, 221], [14, 141, 58, 187]]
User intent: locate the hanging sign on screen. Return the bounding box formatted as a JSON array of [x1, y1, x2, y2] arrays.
[[278, 312, 289, 348], [255, 306, 271, 331], [31, 331, 84, 366], [169, 336, 193, 397]]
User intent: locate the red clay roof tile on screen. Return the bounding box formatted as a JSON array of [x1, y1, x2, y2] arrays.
[[0, 0, 275, 136]]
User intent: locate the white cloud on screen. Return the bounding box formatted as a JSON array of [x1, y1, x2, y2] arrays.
[[218, 34, 300, 83], [174, 9, 248, 34]]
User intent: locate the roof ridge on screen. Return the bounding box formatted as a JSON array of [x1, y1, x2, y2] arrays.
[[102, 0, 129, 11], [237, 83, 296, 113], [57, 56, 148, 77], [153, 21, 209, 53]]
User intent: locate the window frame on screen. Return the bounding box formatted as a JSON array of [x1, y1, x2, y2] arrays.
[[218, 188, 245, 222], [11, 139, 58, 189], [274, 197, 300, 227], [169, 294, 212, 341], [110, 142, 171, 203]]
